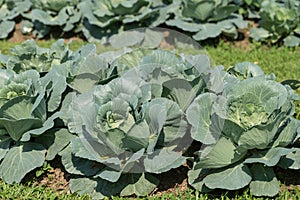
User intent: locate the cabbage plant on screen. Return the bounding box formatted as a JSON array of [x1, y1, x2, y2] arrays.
[[250, 0, 300, 47], [0, 0, 31, 38], [0, 39, 70, 73], [61, 49, 212, 198], [22, 0, 81, 38], [0, 69, 73, 184], [78, 0, 167, 42], [187, 63, 300, 196], [165, 0, 248, 41]]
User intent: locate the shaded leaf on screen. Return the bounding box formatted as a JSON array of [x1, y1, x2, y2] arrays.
[[244, 147, 294, 166], [249, 164, 280, 197], [0, 135, 12, 161], [284, 35, 300, 47], [195, 137, 246, 169], [0, 142, 46, 184], [69, 177, 104, 199], [36, 128, 75, 160]]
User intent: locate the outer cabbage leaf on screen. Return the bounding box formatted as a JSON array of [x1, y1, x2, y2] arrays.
[[0, 0, 31, 39], [0, 142, 46, 184], [203, 163, 252, 190], [22, 0, 81, 38], [249, 164, 280, 197]]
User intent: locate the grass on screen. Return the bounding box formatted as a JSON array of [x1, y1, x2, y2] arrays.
[[0, 39, 299, 199], [0, 180, 89, 200], [1, 180, 300, 200], [205, 42, 300, 82]]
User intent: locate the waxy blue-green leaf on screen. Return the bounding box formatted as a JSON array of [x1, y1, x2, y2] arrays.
[[0, 96, 45, 141], [182, 0, 214, 21], [0, 118, 42, 141], [237, 121, 281, 150], [36, 128, 74, 160], [244, 147, 294, 166], [29, 0, 75, 12], [151, 1, 180, 27], [97, 167, 123, 183], [0, 0, 31, 20], [284, 35, 300, 47], [272, 118, 300, 147], [23, 9, 68, 26], [119, 173, 159, 196], [162, 78, 196, 111], [166, 18, 201, 32], [122, 7, 155, 24], [222, 24, 238, 39], [144, 149, 185, 174], [187, 93, 222, 145], [109, 0, 148, 15], [249, 164, 280, 197], [97, 148, 144, 182], [0, 142, 46, 184], [143, 98, 187, 146], [109, 31, 144, 48], [183, 54, 211, 76], [193, 24, 222, 41], [188, 167, 212, 192], [20, 111, 62, 141], [141, 28, 164, 48], [145, 108, 165, 153], [69, 177, 104, 199], [0, 21, 15, 39], [250, 27, 270, 41], [122, 121, 151, 152], [97, 173, 158, 197], [0, 135, 12, 161], [69, 137, 101, 163], [41, 67, 68, 112], [212, 5, 239, 21], [278, 149, 300, 170], [228, 62, 265, 80], [59, 145, 101, 176], [195, 137, 246, 169], [203, 163, 252, 190]]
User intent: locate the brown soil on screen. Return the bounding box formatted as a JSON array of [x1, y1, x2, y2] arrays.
[[7, 21, 84, 44], [235, 21, 257, 50], [151, 164, 190, 197], [8, 21, 32, 43], [33, 158, 71, 195], [33, 160, 300, 198], [33, 158, 191, 197]]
